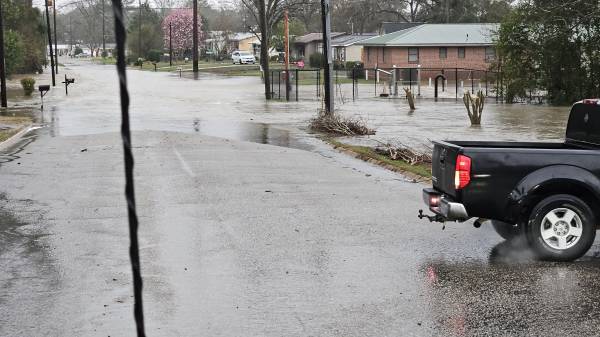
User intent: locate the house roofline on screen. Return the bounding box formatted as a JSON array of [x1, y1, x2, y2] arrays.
[[361, 43, 494, 47]]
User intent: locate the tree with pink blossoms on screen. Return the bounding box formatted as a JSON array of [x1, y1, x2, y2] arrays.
[[162, 9, 203, 58]]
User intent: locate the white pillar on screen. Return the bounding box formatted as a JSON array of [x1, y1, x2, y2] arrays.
[[417, 66, 421, 97]]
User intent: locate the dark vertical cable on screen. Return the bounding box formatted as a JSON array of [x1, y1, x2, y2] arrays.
[[192, 0, 198, 72], [0, 0, 7, 108], [110, 1, 146, 336], [53, 0, 58, 74]]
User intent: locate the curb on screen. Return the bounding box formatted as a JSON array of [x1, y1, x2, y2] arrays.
[[0, 125, 34, 151], [328, 142, 431, 184]]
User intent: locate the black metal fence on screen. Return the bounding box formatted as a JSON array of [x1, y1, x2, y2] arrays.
[[268, 67, 504, 102]]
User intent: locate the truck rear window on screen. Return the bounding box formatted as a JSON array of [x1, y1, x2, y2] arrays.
[[566, 103, 600, 145]]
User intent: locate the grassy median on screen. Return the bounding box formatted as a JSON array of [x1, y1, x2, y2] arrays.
[[326, 139, 432, 179], [0, 116, 31, 143]]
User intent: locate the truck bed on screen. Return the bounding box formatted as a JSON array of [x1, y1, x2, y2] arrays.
[[438, 140, 587, 150], [431, 140, 600, 221]]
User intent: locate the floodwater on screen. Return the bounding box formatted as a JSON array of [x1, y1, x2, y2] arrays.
[[190, 119, 313, 150], [30, 60, 571, 152], [334, 97, 569, 150]]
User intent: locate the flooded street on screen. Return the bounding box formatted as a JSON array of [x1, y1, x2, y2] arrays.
[[1, 59, 599, 337]]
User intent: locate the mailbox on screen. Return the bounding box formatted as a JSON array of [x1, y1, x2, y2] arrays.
[[62, 75, 75, 95], [38, 85, 50, 110]]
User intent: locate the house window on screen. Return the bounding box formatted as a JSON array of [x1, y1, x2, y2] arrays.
[[382, 48, 385, 62], [439, 47, 447, 59], [367, 47, 370, 61], [458, 47, 465, 59], [408, 47, 419, 63], [485, 47, 496, 62]]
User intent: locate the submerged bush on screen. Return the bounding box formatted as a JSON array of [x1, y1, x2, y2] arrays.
[[20, 77, 35, 96], [309, 111, 375, 136]]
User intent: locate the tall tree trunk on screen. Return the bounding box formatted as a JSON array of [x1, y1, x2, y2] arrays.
[[258, 0, 271, 99]]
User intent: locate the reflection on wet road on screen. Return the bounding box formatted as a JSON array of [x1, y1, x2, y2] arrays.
[[190, 119, 313, 150], [1, 60, 599, 336]]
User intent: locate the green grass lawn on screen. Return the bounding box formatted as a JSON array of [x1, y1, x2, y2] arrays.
[[326, 139, 431, 179], [92, 57, 371, 85], [0, 116, 31, 143]]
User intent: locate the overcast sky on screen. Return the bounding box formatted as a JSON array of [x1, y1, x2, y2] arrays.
[[31, 0, 226, 11]]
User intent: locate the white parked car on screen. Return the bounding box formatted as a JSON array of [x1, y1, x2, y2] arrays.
[[231, 51, 256, 64]]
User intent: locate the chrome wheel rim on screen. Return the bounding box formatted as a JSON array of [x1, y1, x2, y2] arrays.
[[540, 207, 583, 250]]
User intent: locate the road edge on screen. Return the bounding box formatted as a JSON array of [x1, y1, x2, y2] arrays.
[[0, 125, 34, 152], [324, 138, 432, 183]]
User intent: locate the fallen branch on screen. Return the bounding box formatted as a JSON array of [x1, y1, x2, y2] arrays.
[[309, 111, 375, 136], [374, 140, 432, 166]]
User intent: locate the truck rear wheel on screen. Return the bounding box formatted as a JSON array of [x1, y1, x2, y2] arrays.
[[491, 220, 521, 240], [526, 194, 596, 261]]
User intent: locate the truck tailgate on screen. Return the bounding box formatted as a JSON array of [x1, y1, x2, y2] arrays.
[[432, 141, 461, 197]]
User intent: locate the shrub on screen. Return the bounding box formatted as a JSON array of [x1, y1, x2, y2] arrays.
[[345, 61, 364, 79], [133, 58, 144, 66], [74, 46, 83, 56], [269, 55, 279, 62], [345, 61, 363, 69], [333, 60, 345, 70], [101, 50, 109, 58], [5, 30, 24, 75], [146, 49, 162, 63], [309, 52, 325, 68], [20, 78, 35, 96], [309, 110, 375, 136]]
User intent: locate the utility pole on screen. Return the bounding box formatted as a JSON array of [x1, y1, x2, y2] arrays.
[[0, 0, 7, 108], [138, 0, 142, 59], [45, 0, 56, 87], [69, 16, 72, 52], [53, 0, 58, 74], [284, 10, 289, 101], [102, 0, 106, 55], [169, 22, 172, 67], [192, 0, 198, 73], [258, 0, 270, 100], [320, 0, 333, 115]]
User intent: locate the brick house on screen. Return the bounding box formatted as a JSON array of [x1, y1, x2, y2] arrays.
[[359, 24, 499, 70]]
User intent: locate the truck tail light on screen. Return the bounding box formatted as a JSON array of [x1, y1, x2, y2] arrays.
[[454, 155, 471, 190], [429, 195, 440, 207], [583, 99, 600, 105]]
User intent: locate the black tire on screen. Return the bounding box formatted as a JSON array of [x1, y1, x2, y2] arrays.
[[491, 220, 521, 240], [526, 194, 596, 261]]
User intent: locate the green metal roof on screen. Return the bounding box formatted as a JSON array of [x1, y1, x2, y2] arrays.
[[360, 23, 499, 46]]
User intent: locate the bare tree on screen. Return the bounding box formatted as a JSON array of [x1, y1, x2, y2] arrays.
[[74, 0, 103, 54], [292, 0, 319, 32], [330, 0, 387, 33], [238, 0, 297, 99], [376, 0, 434, 22]]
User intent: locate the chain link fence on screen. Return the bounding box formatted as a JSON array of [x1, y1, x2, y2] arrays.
[[267, 67, 504, 102]]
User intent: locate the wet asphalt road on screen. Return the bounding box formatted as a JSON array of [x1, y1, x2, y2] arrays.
[[1, 60, 600, 336]]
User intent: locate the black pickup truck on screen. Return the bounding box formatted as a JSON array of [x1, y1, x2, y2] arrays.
[[420, 99, 600, 261]]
